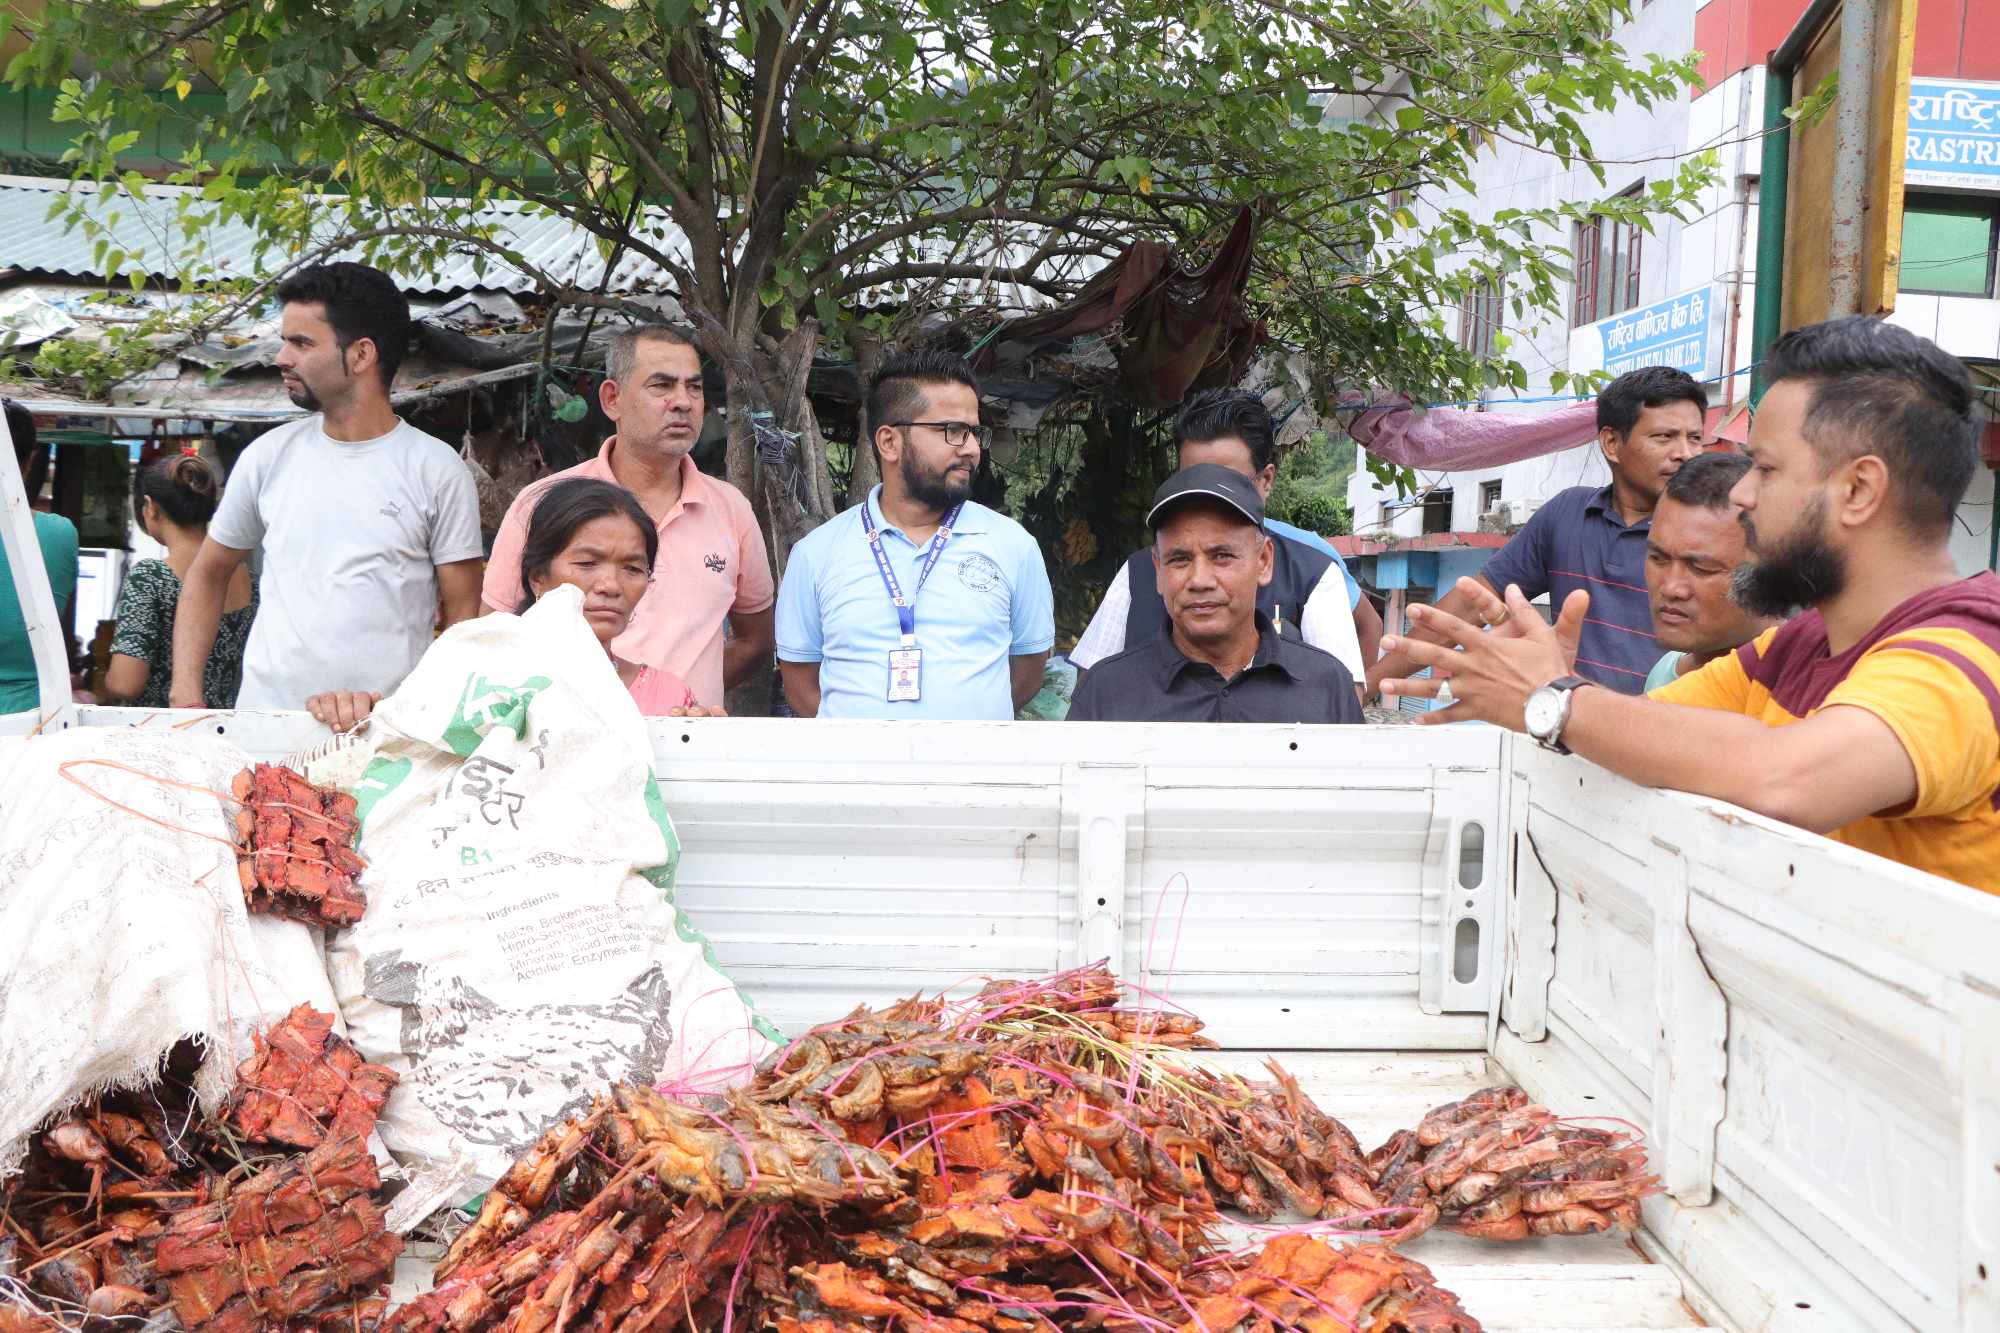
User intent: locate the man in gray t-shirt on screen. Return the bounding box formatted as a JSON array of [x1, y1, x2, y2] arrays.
[[171, 263, 483, 711]]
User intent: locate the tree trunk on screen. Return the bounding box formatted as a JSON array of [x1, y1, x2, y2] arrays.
[[844, 328, 885, 507], [705, 317, 835, 717]]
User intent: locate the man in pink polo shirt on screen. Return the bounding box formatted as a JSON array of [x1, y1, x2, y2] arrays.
[[484, 325, 775, 704]]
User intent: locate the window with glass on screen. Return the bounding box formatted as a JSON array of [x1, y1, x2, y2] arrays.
[[1458, 279, 1505, 356], [1572, 184, 1644, 327], [1899, 194, 1999, 297]]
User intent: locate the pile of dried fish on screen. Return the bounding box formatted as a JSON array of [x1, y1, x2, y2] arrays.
[[388, 965, 1486, 1333], [223, 1004, 398, 1150], [1181, 1233, 1479, 1333], [1170, 1062, 1380, 1223], [1368, 1087, 1662, 1241], [231, 763, 366, 927], [1, 1008, 398, 1333], [155, 1135, 400, 1333]]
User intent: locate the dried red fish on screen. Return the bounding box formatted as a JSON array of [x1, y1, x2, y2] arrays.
[[229, 763, 367, 928], [222, 1003, 397, 1149], [7, 1012, 398, 1333], [153, 1135, 390, 1332], [1369, 1087, 1661, 1242]]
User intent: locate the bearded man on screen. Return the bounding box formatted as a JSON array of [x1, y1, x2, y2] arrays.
[[1377, 315, 2000, 895], [776, 350, 1054, 719]]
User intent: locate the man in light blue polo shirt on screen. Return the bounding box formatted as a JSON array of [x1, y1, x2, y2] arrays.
[[776, 351, 1054, 719]]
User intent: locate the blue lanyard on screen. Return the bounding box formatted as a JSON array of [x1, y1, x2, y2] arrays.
[[859, 495, 964, 645]]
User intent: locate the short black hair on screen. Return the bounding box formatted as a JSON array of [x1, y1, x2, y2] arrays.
[[1175, 388, 1276, 472], [273, 261, 412, 390], [1596, 366, 1708, 437], [6, 399, 46, 498], [517, 477, 658, 613], [134, 454, 222, 529], [5, 399, 36, 466], [1661, 450, 1750, 510], [1764, 314, 1978, 535], [606, 324, 700, 384], [866, 349, 980, 444]]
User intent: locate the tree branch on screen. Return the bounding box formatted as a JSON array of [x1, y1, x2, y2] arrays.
[[834, 258, 1088, 301], [339, 102, 700, 298]]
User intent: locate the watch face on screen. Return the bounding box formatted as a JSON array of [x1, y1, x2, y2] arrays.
[[1524, 687, 1563, 738]]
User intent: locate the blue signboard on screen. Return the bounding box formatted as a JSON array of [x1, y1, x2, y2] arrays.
[[1907, 79, 2000, 190], [1595, 287, 1712, 377]]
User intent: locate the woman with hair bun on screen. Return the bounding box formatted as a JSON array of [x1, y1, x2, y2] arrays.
[[104, 453, 258, 707]]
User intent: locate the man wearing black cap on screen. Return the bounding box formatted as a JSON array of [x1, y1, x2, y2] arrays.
[[1066, 465, 1363, 724]]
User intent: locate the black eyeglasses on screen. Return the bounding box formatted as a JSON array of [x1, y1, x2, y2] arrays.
[[894, 420, 989, 448]]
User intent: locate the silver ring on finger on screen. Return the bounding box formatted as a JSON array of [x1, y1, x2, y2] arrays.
[[1436, 678, 1455, 704]]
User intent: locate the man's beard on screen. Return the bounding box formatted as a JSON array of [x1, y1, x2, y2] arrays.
[[901, 451, 973, 509], [1732, 496, 1846, 619], [284, 377, 322, 411]]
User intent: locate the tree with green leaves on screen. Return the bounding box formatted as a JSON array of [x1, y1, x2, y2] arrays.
[[11, 0, 1711, 571]]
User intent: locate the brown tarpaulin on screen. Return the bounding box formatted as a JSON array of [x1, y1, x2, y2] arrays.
[[978, 208, 1264, 411]]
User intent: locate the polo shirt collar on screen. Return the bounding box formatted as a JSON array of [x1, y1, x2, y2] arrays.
[[594, 439, 708, 513], [865, 484, 988, 544], [1582, 483, 1647, 531], [1153, 613, 1294, 688]]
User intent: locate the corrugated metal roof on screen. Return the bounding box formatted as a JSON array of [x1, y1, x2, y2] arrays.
[[0, 175, 688, 296]]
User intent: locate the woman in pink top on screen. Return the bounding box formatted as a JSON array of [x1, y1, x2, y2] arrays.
[[307, 478, 719, 729]]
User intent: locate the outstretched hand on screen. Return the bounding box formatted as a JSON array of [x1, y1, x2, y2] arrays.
[[1378, 582, 1589, 730]]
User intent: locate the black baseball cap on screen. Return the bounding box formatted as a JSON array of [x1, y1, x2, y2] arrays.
[[1146, 462, 1266, 531]]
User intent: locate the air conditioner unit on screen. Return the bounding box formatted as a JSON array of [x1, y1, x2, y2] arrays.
[[1480, 497, 1540, 534]]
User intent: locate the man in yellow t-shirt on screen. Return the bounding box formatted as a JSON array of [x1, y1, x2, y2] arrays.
[[1376, 315, 2000, 895]]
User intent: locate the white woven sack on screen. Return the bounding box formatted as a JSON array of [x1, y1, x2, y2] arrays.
[[318, 586, 776, 1228], [0, 728, 337, 1178]]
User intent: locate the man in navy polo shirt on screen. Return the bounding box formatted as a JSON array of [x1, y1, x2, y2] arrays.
[[1071, 389, 1371, 686], [1068, 465, 1362, 724], [1367, 365, 1707, 696], [776, 350, 1055, 719]]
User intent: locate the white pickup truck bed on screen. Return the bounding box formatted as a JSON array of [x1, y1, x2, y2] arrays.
[[55, 711, 1977, 1333], [2, 445, 1993, 1331]]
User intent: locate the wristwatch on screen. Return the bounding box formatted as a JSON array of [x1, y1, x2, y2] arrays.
[[1523, 675, 1594, 754]]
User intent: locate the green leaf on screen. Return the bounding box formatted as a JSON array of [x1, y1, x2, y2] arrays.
[[882, 29, 916, 69], [403, 18, 457, 75]]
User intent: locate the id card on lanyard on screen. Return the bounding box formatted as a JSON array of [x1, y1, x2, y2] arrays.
[[861, 498, 964, 703]]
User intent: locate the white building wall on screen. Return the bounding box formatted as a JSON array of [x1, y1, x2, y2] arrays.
[[1348, 4, 1707, 541], [1343, 9, 1999, 577]]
